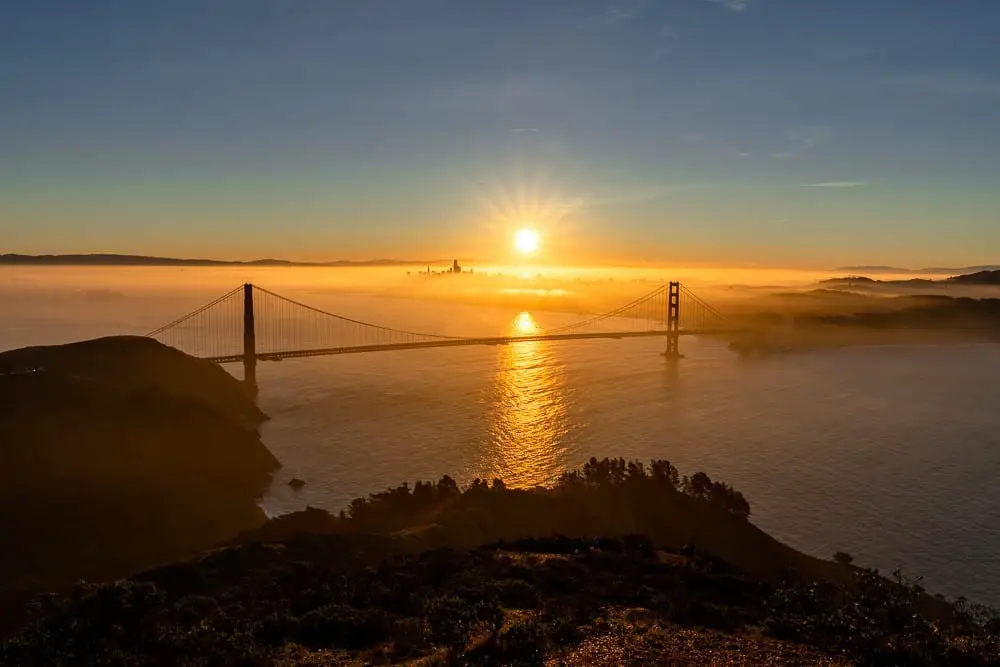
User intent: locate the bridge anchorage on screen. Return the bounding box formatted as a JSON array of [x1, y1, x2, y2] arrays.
[[147, 281, 734, 390]]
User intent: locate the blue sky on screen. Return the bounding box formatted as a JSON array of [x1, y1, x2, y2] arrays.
[[2, 0, 999, 266]]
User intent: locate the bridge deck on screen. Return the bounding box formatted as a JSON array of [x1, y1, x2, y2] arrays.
[[205, 328, 740, 364]]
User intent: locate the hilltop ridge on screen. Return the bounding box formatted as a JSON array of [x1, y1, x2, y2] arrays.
[[0, 253, 456, 267], [835, 264, 1000, 275]]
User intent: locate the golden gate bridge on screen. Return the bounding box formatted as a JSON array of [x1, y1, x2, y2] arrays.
[[148, 282, 736, 387]]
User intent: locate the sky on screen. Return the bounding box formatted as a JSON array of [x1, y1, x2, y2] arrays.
[[2, 0, 999, 267]]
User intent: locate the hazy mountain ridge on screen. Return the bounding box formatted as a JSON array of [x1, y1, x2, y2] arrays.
[[821, 269, 1000, 288], [0, 253, 453, 267], [835, 264, 1000, 275]]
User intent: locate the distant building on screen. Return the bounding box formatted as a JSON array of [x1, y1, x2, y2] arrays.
[[418, 259, 469, 276]]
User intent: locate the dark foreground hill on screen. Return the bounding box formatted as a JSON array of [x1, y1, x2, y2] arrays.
[[0, 337, 279, 593], [6, 459, 998, 665], [4, 533, 998, 664]]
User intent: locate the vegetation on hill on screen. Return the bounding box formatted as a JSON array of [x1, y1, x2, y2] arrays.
[[4, 478, 998, 664], [236, 456, 843, 587], [0, 337, 278, 597]]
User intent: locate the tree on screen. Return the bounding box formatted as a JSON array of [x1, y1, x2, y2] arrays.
[[437, 475, 459, 496], [833, 551, 854, 567], [650, 460, 679, 489], [686, 472, 712, 499]]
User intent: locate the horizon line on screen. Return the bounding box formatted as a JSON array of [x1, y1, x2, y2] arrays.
[[1, 252, 997, 275]]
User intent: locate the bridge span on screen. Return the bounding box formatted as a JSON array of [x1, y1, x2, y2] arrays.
[[204, 328, 738, 364], [148, 281, 737, 387]]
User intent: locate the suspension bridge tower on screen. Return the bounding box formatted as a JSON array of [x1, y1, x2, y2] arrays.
[[663, 281, 683, 361], [243, 283, 258, 393]]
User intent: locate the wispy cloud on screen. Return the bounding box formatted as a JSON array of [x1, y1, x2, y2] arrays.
[[605, 0, 648, 24], [771, 125, 831, 159], [510, 128, 539, 133], [699, 0, 749, 11], [798, 181, 868, 188]]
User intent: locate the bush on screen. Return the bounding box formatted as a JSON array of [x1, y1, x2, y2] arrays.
[[389, 617, 430, 659], [765, 567, 1000, 666], [297, 604, 393, 649], [833, 551, 854, 567], [467, 618, 548, 666], [493, 578, 542, 609], [424, 595, 504, 647]]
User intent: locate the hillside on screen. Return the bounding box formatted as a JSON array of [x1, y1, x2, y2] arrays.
[[818, 269, 1000, 292], [5, 469, 999, 665], [0, 537, 858, 665], [835, 265, 1000, 275], [236, 459, 846, 588], [0, 337, 279, 593], [948, 270, 1000, 285]]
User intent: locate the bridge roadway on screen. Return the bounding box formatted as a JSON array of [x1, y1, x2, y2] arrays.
[[206, 328, 741, 364]]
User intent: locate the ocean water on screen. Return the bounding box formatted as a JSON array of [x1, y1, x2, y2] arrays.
[[2, 267, 998, 605]]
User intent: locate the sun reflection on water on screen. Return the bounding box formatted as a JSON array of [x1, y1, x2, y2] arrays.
[[478, 312, 573, 488], [513, 311, 538, 335]]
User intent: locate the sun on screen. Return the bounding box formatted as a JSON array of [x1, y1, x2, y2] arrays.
[[514, 228, 540, 255]]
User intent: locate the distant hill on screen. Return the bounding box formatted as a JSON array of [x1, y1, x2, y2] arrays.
[[947, 269, 1000, 285], [0, 253, 452, 267], [836, 264, 1000, 275], [819, 276, 880, 286], [819, 276, 936, 289], [821, 268, 1000, 290]]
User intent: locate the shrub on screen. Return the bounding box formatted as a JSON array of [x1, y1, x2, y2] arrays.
[[424, 595, 504, 648], [297, 604, 393, 649], [833, 551, 854, 567], [493, 578, 542, 609]]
